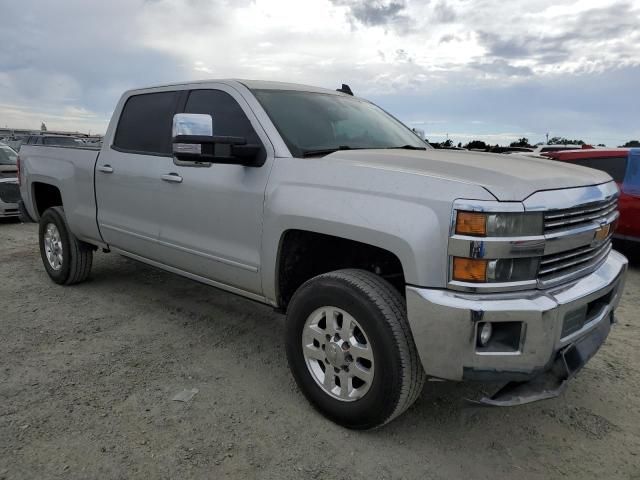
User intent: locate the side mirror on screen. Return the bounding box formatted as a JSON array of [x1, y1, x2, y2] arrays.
[[172, 113, 264, 167]]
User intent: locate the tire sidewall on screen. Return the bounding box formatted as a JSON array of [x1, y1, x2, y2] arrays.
[[286, 274, 404, 429], [39, 208, 72, 285]]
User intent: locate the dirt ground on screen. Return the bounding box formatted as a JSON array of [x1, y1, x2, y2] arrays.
[[1, 220, 639, 480]]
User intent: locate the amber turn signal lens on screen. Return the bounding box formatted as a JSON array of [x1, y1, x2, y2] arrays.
[[452, 257, 488, 282], [455, 211, 487, 236]]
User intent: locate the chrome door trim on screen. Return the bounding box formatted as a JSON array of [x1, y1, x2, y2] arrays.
[[101, 223, 259, 273], [112, 247, 268, 304]]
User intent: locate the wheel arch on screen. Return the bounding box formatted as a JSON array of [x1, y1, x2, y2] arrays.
[[272, 227, 414, 310], [32, 181, 63, 218]]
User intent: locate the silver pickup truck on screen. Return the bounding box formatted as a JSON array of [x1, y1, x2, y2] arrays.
[[19, 80, 628, 429]]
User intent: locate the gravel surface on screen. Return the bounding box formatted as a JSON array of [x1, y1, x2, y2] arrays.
[[1, 220, 639, 479]]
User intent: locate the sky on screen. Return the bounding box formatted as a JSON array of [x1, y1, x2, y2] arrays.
[[0, 0, 639, 146]]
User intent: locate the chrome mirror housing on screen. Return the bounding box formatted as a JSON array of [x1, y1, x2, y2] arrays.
[[172, 113, 213, 138]]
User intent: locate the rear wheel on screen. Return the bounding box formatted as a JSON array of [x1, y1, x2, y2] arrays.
[[39, 207, 93, 285], [285, 269, 425, 429]]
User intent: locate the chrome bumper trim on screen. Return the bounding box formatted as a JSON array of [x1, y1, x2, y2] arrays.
[[406, 250, 628, 381]]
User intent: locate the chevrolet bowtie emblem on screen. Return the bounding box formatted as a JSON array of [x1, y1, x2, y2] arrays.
[[594, 222, 611, 242]]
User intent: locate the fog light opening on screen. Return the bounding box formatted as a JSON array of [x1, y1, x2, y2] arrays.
[[478, 322, 493, 347]]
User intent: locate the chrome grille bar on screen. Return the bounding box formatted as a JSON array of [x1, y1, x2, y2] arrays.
[[544, 197, 617, 231], [539, 239, 611, 276], [541, 242, 604, 266]]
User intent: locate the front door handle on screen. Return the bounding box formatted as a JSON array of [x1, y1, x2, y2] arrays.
[[97, 165, 114, 173], [161, 173, 183, 183]]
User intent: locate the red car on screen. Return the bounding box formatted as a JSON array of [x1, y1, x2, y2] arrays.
[[545, 148, 640, 243]]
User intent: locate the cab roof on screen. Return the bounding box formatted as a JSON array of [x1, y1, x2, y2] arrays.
[[128, 79, 349, 97]]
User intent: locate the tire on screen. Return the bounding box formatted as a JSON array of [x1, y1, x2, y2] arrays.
[[39, 206, 93, 285], [285, 269, 426, 429]]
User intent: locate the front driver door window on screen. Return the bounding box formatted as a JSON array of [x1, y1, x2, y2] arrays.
[[154, 87, 272, 295]]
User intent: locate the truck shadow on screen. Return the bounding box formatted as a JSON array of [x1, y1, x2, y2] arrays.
[[613, 239, 640, 269]]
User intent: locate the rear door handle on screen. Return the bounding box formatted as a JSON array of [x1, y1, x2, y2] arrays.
[[161, 173, 183, 183], [97, 165, 114, 173]]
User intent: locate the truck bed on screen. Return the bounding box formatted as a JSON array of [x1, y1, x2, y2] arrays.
[[19, 145, 103, 245]]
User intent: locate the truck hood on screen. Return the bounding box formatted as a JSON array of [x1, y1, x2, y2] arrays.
[[326, 149, 612, 201]]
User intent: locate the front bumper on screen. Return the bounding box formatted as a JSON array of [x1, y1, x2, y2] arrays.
[[0, 201, 19, 218], [406, 250, 628, 382]]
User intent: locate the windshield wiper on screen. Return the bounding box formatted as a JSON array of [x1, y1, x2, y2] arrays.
[[385, 145, 427, 150], [301, 146, 362, 157], [301, 144, 426, 157]]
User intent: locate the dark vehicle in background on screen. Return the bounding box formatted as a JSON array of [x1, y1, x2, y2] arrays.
[[545, 148, 640, 243], [22, 135, 82, 148], [0, 144, 20, 218]]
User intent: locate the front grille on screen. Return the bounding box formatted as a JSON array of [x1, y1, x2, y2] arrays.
[[543, 197, 617, 233], [0, 183, 20, 204], [538, 237, 612, 285]]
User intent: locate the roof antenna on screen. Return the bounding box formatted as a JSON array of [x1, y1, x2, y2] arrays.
[[336, 84, 354, 96]]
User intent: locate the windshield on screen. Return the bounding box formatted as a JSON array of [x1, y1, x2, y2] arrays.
[[252, 89, 428, 157], [0, 145, 18, 165]]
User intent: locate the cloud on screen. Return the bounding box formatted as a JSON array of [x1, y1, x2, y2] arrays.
[[469, 59, 533, 77], [0, 0, 638, 145], [330, 0, 412, 31], [0, 0, 187, 131], [432, 1, 456, 23], [475, 2, 640, 72], [369, 65, 640, 146]]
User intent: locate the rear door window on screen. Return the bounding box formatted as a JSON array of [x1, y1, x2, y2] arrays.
[[113, 91, 180, 155], [571, 156, 628, 183]]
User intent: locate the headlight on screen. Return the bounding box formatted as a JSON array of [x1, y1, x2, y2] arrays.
[[452, 257, 540, 283], [455, 211, 543, 237]]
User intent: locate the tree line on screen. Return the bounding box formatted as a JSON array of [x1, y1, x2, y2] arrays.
[[429, 137, 640, 150]]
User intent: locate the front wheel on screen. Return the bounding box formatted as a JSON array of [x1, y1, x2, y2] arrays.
[[285, 269, 425, 429], [39, 206, 93, 285]]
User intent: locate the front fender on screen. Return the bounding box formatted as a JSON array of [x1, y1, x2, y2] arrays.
[[260, 158, 495, 304]]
